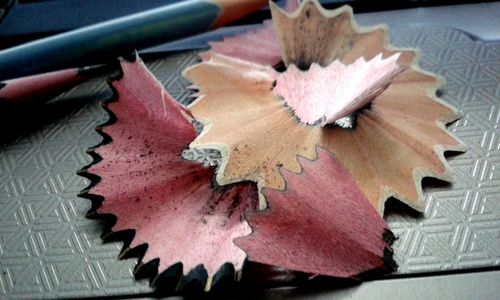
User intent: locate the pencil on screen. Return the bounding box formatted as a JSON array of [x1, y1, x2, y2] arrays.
[[0, 64, 115, 106], [0, 0, 267, 81]]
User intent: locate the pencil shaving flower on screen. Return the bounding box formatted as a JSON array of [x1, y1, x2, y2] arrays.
[[84, 0, 467, 289]]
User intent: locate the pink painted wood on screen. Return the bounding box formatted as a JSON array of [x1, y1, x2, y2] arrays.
[[200, 20, 282, 66], [88, 57, 259, 277], [273, 54, 404, 125], [236, 147, 394, 278], [200, 0, 300, 66], [0, 68, 86, 105]]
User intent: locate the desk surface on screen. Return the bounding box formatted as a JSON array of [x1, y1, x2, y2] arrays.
[[1, 3, 499, 300]]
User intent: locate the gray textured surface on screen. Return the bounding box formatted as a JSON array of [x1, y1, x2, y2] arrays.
[[387, 28, 500, 274], [0, 27, 499, 299], [356, 2, 500, 42]]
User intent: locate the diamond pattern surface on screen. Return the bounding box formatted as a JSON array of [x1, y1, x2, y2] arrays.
[[387, 27, 500, 273], [0, 28, 499, 299]]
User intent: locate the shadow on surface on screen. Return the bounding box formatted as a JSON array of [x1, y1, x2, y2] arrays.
[[0, 92, 108, 145]]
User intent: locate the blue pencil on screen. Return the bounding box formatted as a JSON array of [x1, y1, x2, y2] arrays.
[[0, 0, 267, 81]]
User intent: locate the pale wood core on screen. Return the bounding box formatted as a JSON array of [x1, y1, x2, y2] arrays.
[[185, 0, 466, 214]]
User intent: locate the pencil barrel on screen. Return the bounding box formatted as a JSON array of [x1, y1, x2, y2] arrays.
[[0, 0, 221, 80]]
